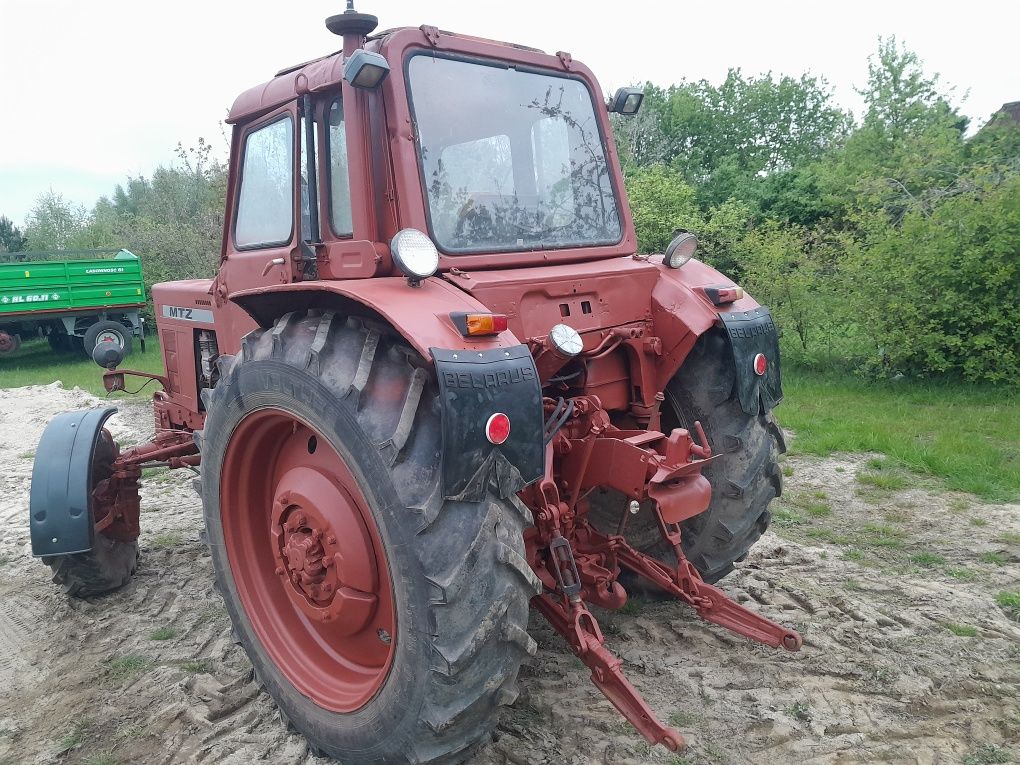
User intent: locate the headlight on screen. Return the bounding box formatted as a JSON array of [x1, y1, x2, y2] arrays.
[[664, 232, 699, 268], [390, 228, 439, 285]]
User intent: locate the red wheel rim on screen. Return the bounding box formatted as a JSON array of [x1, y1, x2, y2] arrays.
[[220, 408, 396, 712]]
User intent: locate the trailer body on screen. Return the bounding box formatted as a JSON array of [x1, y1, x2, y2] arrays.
[[0, 249, 145, 355]]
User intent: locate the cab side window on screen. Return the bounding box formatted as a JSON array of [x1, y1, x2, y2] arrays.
[[235, 117, 294, 248], [327, 98, 353, 236]]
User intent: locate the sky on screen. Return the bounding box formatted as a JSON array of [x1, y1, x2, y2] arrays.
[[0, 0, 1016, 227]]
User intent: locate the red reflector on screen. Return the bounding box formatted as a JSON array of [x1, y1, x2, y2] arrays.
[[753, 353, 767, 376], [485, 412, 511, 445]]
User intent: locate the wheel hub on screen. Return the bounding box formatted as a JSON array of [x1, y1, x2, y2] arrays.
[[270, 466, 379, 635], [0, 331, 16, 353], [221, 409, 396, 712]]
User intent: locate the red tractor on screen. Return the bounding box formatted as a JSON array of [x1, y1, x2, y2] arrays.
[[29, 6, 799, 762]]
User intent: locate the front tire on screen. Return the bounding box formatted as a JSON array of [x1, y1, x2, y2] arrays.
[[199, 311, 540, 765], [44, 429, 138, 597]]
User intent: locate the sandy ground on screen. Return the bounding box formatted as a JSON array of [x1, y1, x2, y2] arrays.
[[0, 383, 1017, 765]]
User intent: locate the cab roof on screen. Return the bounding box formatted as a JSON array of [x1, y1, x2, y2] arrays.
[[227, 26, 550, 125]]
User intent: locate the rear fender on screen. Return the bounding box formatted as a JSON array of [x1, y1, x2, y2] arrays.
[[229, 277, 522, 358], [652, 258, 781, 413], [230, 279, 543, 500], [30, 407, 117, 556]]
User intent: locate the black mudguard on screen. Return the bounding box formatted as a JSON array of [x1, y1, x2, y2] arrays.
[[29, 407, 117, 557], [719, 306, 783, 415], [430, 345, 544, 502]]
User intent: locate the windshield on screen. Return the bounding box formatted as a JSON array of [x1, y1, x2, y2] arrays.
[[407, 55, 622, 254]]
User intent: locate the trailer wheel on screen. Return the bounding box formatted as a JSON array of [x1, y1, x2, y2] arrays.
[[83, 320, 132, 357], [0, 331, 21, 355], [43, 429, 139, 596], [199, 311, 540, 765], [590, 330, 784, 584]]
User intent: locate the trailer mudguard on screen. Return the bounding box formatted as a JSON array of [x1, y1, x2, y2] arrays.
[[430, 345, 544, 501], [29, 407, 117, 557]]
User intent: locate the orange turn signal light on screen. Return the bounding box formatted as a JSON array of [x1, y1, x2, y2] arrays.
[[450, 312, 509, 337], [704, 285, 744, 305]]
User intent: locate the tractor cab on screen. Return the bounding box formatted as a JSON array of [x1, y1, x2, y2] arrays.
[[218, 7, 641, 295]]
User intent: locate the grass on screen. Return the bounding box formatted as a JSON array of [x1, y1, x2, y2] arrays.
[[963, 744, 1012, 764], [996, 592, 1020, 621], [149, 626, 178, 641], [83, 755, 120, 765], [980, 551, 1007, 566], [0, 337, 165, 396], [668, 710, 702, 728], [178, 659, 212, 674], [857, 470, 912, 491], [910, 552, 947, 567], [945, 623, 979, 637], [860, 523, 906, 548], [58, 719, 93, 751], [149, 531, 183, 550], [772, 506, 804, 527], [618, 598, 644, 616], [785, 701, 811, 721], [104, 655, 153, 681], [781, 370, 1020, 502]]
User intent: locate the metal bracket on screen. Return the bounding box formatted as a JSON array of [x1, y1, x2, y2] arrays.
[[420, 24, 440, 47]]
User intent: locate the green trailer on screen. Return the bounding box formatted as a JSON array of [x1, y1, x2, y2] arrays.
[[0, 249, 146, 357]]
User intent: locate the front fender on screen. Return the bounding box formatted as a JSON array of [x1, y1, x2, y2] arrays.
[[30, 407, 117, 556], [229, 277, 521, 360]]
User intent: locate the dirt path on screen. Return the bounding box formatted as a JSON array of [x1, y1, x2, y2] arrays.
[[0, 384, 1017, 765]]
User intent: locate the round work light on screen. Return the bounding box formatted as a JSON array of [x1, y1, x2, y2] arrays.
[[390, 228, 439, 285], [549, 323, 583, 357], [664, 232, 699, 269]]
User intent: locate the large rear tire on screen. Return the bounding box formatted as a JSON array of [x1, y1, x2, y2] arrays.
[[199, 311, 541, 765], [591, 329, 784, 584], [664, 330, 785, 582]]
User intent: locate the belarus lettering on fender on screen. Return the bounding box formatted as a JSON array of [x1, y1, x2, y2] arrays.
[[161, 305, 215, 323], [442, 364, 536, 390]]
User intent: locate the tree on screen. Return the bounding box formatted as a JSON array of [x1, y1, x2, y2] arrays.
[[23, 191, 93, 250], [0, 216, 27, 253], [614, 71, 851, 210]]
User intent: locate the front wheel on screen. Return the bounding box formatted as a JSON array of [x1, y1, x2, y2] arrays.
[[199, 311, 540, 764], [43, 429, 138, 597]]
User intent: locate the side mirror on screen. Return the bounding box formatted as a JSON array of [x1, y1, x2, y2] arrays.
[[608, 87, 644, 115], [92, 338, 125, 370]]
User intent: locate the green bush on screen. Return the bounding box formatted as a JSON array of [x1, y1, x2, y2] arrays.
[[850, 176, 1020, 382]]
